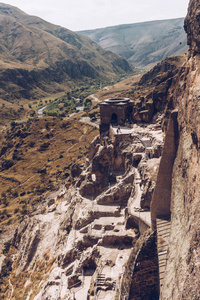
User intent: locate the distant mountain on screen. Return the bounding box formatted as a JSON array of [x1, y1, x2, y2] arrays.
[[0, 3, 133, 102], [78, 18, 188, 68]]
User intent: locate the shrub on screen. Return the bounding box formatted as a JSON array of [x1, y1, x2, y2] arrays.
[[21, 205, 28, 215], [12, 191, 18, 198], [1, 159, 14, 171], [30, 111, 36, 117], [45, 122, 50, 130], [3, 198, 8, 206], [59, 113, 66, 118], [38, 142, 50, 152], [60, 121, 70, 129], [84, 98, 92, 107], [28, 141, 35, 148], [89, 112, 96, 119], [10, 121, 18, 128], [1, 192, 6, 199], [3, 240, 12, 255]]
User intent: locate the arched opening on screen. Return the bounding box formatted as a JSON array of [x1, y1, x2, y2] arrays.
[[111, 113, 118, 125]]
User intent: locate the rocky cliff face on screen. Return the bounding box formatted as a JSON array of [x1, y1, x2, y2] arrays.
[[159, 0, 200, 298], [0, 122, 163, 299], [184, 0, 200, 55], [1, 1, 200, 298]]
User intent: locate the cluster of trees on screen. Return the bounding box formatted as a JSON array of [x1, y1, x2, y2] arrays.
[[43, 84, 97, 117]]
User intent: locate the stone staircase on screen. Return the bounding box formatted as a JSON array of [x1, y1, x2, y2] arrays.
[[156, 216, 171, 290], [96, 273, 105, 287], [94, 264, 105, 299]]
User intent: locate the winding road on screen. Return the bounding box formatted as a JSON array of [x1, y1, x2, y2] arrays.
[[37, 106, 47, 117], [128, 169, 151, 227]]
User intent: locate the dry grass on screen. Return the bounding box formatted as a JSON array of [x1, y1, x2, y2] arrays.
[[0, 243, 57, 300], [0, 116, 98, 227], [92, 74, 142, 102], [91, 55, 185, 105]]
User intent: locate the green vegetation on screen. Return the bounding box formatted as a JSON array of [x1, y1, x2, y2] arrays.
[[43, 83, 102, 116], [44, 96, 76, 117]]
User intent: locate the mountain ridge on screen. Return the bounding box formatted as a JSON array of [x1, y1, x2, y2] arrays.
[[0, 3, 133, 102], [78, 18, 188, 68]]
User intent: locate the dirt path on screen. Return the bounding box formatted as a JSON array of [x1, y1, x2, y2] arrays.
[[90, 94, 100, 102], [79, 117, 99, 128], [129, 169, 151, 227]]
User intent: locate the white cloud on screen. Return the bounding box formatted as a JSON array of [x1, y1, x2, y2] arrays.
[[1, 0, 190, 30]]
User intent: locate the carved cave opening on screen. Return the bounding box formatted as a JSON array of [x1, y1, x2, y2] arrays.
[[111, 113, 118, 125]]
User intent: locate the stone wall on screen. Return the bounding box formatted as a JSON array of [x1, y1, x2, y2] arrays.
[[150, 110, 178, 229], [160, 53, 200, 300], [100, 103, 130, 125], [128, 232, 159, 300], [157, 1, 200, 298]]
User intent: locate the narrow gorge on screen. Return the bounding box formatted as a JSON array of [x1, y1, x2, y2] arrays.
[[0, 0, 200, 299]]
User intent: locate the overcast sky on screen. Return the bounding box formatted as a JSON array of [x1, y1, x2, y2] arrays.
[[1, 0, 190, 31]]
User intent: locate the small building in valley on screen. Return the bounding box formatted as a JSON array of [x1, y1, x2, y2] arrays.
[[99, 97, 154, 134], [99, 97, 134, 125]]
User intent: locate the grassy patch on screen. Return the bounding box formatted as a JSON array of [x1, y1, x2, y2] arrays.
[[0, 117, 98, 226]]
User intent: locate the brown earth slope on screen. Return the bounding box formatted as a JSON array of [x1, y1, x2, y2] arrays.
[[0, 116, 98, 228], [0, 3, 133, 125], [78, 18, 188, 68]]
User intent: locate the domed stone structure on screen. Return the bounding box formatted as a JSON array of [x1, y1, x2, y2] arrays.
[[99, 97, 134, 127]]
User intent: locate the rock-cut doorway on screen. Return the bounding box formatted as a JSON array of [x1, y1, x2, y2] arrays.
[[111, 113, 118, 125]]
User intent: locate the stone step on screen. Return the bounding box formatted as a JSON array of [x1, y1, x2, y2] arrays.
[[157, 219, 171, 224], [157, 223, 170, 229], [96, 273, 105, 287], [158, 251, 167, 258], [157, 229, 170, 236], [158, 231, 170, 236], [158, 240, 169, 246], [157, 218, 170, 224], [156, 217, 171, 293], [158, 243, 168, 249], [157, 225, 171, 231], [157, 222, 171, 228]]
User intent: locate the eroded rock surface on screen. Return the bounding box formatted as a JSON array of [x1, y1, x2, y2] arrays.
[[153, 1, 200, 298], [0, 122, 163, 299]]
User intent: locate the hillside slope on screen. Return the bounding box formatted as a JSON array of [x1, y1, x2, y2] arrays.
[[78, 18, 188, 68], [0, 3, 133, 103]]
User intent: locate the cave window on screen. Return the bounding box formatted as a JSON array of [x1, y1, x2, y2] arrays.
[[111, 113, 118, 125], [125, 106, 133, 123]]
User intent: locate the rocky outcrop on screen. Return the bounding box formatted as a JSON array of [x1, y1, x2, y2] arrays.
[[140, 158, 160, 209], [0, 120, 164, 299], [96, 172, 134, 205], [139, 57, 181, 113], [152, 1, 200, 298], [184, 0, 200, 55], [151, 110, 178, 227], [128, 232, 159, 300], [79, 136, 141, 198]]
